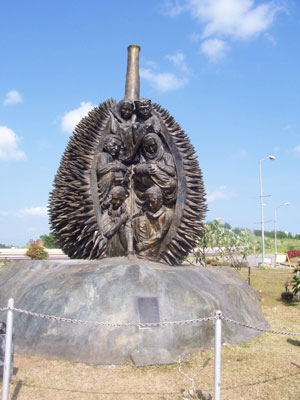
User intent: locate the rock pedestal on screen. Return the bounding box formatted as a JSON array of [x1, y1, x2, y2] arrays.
[[0, 258, 268, 366]]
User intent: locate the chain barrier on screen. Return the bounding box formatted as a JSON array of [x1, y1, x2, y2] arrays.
[[2, 306, 217, 328], [1, 306, 300, 336], [222, 316, 300, 336]]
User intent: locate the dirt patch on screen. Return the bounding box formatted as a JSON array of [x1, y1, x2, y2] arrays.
[[2, 268, 300, 399]]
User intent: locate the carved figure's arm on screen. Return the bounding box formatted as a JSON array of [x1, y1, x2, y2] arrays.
[[102, 212, 128, 239], [98, 161, 127, 176]]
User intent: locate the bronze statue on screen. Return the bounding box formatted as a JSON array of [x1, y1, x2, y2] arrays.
[[101, 186, 129, 257], [134, 133, 177, 205], [49, 45, 207, 265], [134, 186, 173, 258], [96, 135, 128, 204]]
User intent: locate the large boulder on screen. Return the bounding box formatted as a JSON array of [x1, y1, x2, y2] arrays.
[[0, 258, 268, 365]]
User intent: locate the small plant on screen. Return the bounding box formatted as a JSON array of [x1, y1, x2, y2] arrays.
[[281, 280, 293, 301], [25, 241, 48, 260], [259, 263, 273, 270], [286, 249, 300, 259], [292, 273, 300, 296]]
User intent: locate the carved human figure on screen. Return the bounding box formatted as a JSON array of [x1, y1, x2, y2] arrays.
[[134, 133, 177, 205], [101, 186, 129, 257], [109, 100, 137, 162], [96, 135, 128, 204], [133, 186, 174, 258], [134, 98, 161, 134]]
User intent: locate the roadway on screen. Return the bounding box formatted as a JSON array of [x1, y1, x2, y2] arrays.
[[0, 248, 69, 260]]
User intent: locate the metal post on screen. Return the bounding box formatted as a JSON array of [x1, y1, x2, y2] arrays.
[[2, 298, 14, 400], [274, 208, 277, 256], [214, 310, 222, 400], [259, 159, 265, 265], [297, 271, 300, 301]]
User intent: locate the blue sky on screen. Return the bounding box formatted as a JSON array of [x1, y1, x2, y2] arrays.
[[0, 0, 299, 246]]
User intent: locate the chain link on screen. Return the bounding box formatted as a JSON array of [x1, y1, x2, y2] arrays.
[[4, 307, 216, 328], [1, 306, 300, 336], [223, 316, 300, 336]]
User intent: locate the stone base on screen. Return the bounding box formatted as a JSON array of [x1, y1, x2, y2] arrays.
[[0, 258, 268, 365]]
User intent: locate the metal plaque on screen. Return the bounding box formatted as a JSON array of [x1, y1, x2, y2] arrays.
[[137, 297, 160, 328]]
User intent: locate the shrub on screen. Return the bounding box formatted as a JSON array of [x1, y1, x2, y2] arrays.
[[286, 250, 300, 259], [292, 274, 300, 296], [39, 233, 60, 249], [259, 263, 273, 270], [26, 241, 48, 260]]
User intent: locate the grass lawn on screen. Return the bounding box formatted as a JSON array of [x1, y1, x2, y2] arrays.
[[2, 267, 300, 400]]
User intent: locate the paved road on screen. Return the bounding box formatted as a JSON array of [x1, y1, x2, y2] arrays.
[[0, 248, 69, 260], [246, 254, 275, 267]]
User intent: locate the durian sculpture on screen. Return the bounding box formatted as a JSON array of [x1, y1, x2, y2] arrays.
[[49, 45, 206, 265]]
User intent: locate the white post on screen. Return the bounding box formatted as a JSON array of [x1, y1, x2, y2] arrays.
[[259, 155, 276, 265], [214, 310, 222, 400], [298, 271, 300, 302], [2, 298, 14, 400], [259, 159, 265, 265], [274, 208, 278, 256]]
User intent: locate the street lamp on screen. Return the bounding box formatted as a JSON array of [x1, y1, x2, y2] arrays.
[[274, 202, 290, 255], [259, 155, 276, 264]]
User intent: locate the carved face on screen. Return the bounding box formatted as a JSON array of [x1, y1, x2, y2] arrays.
[[111, 196, 124, 210], [136, 104, 151, 120], [106, 138, 121, 157], [144, 137, 157, 155], [146, 192, 163, 213], [120, 103, 133, 120], [110, 187, 126, 210]]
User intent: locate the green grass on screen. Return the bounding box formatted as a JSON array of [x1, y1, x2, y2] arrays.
[[239, 267, 299, 307], [263, 238, 300, 254], [2, 267, 300, 400]]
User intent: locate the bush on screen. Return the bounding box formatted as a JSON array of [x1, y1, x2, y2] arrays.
[[26, 241, 48, 260], [39, 233, 60, 249], [286, 250, 300, 259], [259, 263, 273, 270]]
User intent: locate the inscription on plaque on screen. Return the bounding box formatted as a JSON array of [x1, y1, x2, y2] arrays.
[[137, 297, 160, 328]]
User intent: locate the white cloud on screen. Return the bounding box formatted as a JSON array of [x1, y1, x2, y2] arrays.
[[0, 127, 26, 160], [17, 206, 48, 217], [61, 102, 96, 134], [201, 38, 229, 62], [166, 51, 190, 73], [140, 68, 188, 92], [188, 0, 279, 40], [143, 59, 159, 69], [264, 32, 276, 45], [161, 0, 185, 16], [207, 186, 235, 203], [0, 211, 8, 216], [163, 0, 282, 61], [4, 90, 23, 105], [293, 145, 300, 157]]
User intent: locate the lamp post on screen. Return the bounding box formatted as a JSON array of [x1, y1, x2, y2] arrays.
[[259, 155, 276, 265], [274, 202, 290, 255]]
